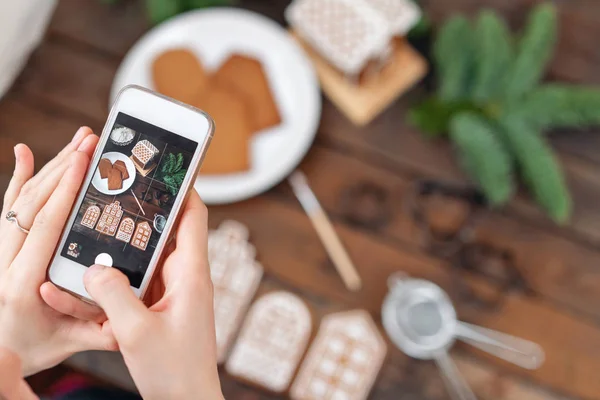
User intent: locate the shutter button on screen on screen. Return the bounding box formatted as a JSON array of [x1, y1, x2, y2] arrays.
[[95, 253, 113, 267]]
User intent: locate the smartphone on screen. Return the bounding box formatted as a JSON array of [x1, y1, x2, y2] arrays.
[[49, 85, 214, 302]]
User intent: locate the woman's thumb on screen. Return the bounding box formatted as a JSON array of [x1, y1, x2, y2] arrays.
[[84, 265, 149, 335]]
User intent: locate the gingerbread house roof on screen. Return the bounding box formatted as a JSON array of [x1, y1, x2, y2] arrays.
[[321, 309, 386, 348], [365, 0, 421, 36], [290, 309, 387, 400], [225, 291, 312, 392], [137, 221, 151, 230], [286, 0, 392, 76], [132, 140, 159, 164]]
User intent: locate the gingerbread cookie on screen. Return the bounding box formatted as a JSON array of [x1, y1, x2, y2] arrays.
[[286, 0, 392, 78], [113, 160, 129, 180], [131, 221, 152, 251], [96, 201, 123, 236], [213, 55, 281, 133], [81, 205, 100, 229], [208, 220, 263, 363], [208, 220, 255, 261], [225, 291, 312, 393], [152, 49, 208, 104], [195, 84, 252, 175], [290, 310, 387, 400], [107, 168, 123, 190], [116, 217, 135, 243], [98, 158, 112, 179]]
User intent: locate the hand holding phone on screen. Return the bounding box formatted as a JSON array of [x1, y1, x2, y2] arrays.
[[48, 85, 214, 302], [0, 131, 116, 377], [0, 129, 222, 397], [82, 191, 224, 400]]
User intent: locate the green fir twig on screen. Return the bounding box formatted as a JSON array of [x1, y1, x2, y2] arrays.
[[410, 3, 600, 223]]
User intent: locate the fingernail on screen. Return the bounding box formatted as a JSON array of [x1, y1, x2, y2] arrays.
[[77, 135, 94, 152], [85, 264, 107, 281], [71, 127, 87, 143], [13, 145, 20, 162], [77, 135, 91, 152]]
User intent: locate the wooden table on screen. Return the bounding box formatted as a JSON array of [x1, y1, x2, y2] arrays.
[[3, 1, 600, 399]]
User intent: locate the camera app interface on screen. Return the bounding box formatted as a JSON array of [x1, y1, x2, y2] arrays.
[[61, 113, 198, 287]]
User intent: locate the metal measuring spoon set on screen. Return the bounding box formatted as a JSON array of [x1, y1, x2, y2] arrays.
[[382, 273, 545, 400]]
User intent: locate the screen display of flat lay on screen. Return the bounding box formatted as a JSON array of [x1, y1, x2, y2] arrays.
[[60, 112, 198, 287]]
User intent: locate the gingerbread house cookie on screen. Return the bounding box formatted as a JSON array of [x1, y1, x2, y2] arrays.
[[132, 140, 159, 169], [286, 0, 392, 79], [290, 310, 387, 400], [131, 221, 152, 251], [81, 205, 100, 229], [225, 291, 312, 393], [208, 221, 263, 363], [208, 220, 255, 262], [95, 201, 123, 236], [116, 217, 135, 243]]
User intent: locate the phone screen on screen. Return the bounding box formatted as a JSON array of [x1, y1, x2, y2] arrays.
[[60, 112, 198, 288]]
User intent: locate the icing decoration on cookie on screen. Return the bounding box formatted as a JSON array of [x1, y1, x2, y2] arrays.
[[225, 291, 312, 393], [131, 221, 152, 251], [81, 205, 100, 229], [95, 201, 123, 236], [286, 0, 392, 77], [208, 220, 263, 363], [116, 217, 135, 243], [290, 310, 387, 400], [132, 140, 159, 169]]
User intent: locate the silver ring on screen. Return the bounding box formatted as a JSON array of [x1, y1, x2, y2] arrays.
[[5, 211, 29, 234]]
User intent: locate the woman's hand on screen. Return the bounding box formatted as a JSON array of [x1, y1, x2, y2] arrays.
[[83, 191, 223, 400], [0, 127, 116, 377], [0, 348, 36, 400]]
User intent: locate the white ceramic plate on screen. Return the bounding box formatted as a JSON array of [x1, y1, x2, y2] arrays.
[[110, 8, 321, 205], [92, 152, 136, 195]]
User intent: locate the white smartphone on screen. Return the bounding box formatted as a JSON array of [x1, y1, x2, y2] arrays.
[[48, 85, 214, 302]]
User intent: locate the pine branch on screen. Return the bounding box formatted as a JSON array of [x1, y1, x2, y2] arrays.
[[175, 153, 184, 172], [408, 97, 479, 137], [161, 153, 176, 174], [173, 170, 186, 186], [471, 11, 513, 102], [433, 16, 475, 101], [508, 84, 600, 129], [499, 117, 571, 223], [163, 175, 178, 196], [449, 113, 514, 205], [503, 3, 557, 100]]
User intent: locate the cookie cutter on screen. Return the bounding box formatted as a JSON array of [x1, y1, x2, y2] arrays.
[[405, 179, 529, 312]]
